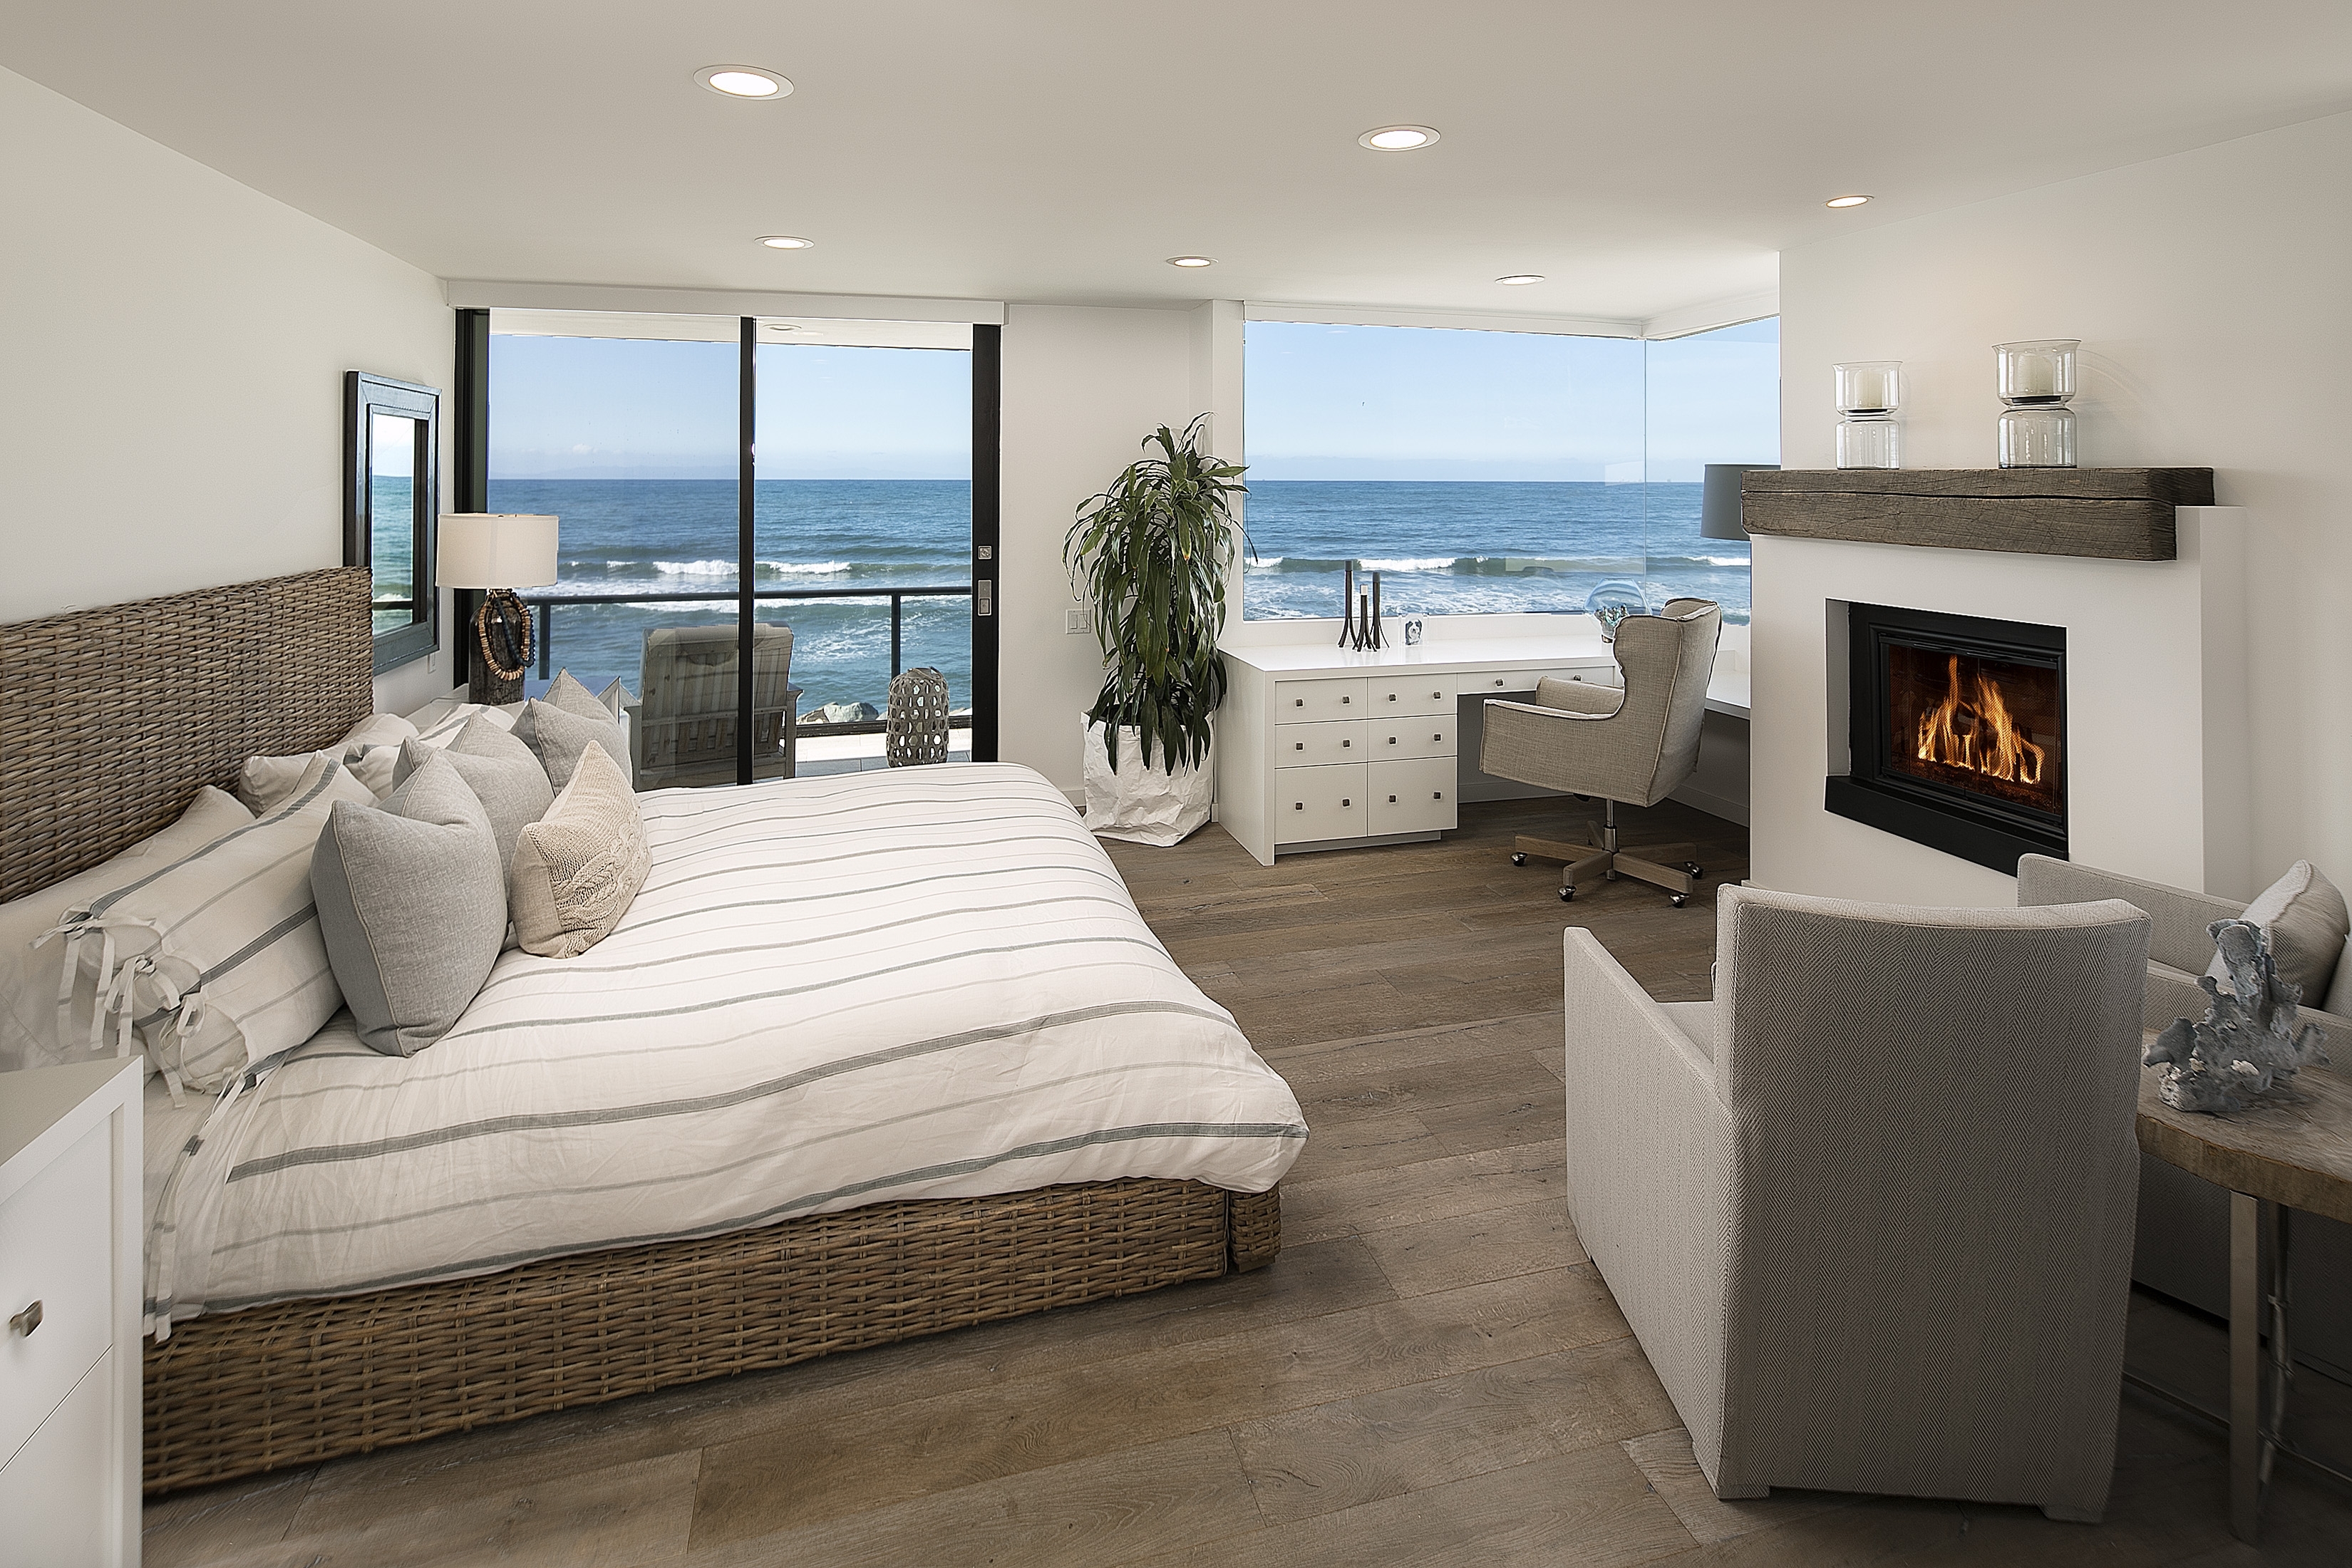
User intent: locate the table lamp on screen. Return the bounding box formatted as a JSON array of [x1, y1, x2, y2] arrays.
[[438, 513, 559, 703], [1700, 464, 1780, 542]]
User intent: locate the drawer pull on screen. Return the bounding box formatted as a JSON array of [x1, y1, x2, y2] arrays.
[[1294, 698, 1304, 707], [1388, 736, 1396, 745], [1433, 791, 1443, 800], [1432, 691, 1443, 699], [1342, 798, 1351, 807], [1433, 733, 1443, 741], [1293, 802, 1303, 811], [1294, 742, 1303, 751], [9, 1299, 41, 1337], [1387, 794, 1397, 803], [1342, 739, 1351, 748], [1492, 678, 1505, 687], [1387, 693, 1397, 702], [1341, 696, 1351, 703]]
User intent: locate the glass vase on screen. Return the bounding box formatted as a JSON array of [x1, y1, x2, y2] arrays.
[[1998, 404, 2075, 469], [1836, 416, 1901, 470]]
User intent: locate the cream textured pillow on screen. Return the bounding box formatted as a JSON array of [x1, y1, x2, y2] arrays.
[[2, 788, 252, 1073], [510, 743, 650, 959], [61, 753, 374, 1095]]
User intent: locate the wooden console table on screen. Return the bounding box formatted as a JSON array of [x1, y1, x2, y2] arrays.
[[2131, 1050, 2352, 1542]]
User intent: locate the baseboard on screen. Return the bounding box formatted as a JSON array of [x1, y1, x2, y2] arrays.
[[1670, 784, 1750, 827]]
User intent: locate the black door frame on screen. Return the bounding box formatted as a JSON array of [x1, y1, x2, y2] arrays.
[[455, 309, 1001, 777]]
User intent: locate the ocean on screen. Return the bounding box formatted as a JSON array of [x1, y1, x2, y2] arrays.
[[380, 478, 1755, 712]]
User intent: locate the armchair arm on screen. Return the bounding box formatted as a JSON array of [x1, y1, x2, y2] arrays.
[[1562, 928, 1731, 1472], [2016, 854, 2243, 975], [1481, 698, 1655, 803]]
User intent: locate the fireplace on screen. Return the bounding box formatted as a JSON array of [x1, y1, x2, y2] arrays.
[[1826, 603, 2066, 874]]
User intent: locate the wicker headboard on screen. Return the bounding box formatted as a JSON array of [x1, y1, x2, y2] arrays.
[[0, 567, 375, 902]]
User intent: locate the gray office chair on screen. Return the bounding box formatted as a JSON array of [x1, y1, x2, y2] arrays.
[[1480, 597, 1721, 904]]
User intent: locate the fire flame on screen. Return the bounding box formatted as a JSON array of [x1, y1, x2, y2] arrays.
[[1915, 655, 2046, 785]]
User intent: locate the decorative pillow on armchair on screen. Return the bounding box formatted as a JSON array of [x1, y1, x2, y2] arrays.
[[2208, 861, 2350, 1002]]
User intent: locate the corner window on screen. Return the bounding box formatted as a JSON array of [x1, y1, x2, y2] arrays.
[[1240, 316, 1778, 625]]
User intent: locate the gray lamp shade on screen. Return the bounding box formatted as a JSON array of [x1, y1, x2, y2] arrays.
[[1701, 464, 1779, 542]]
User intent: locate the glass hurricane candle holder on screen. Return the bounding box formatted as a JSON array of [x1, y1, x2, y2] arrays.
[[1996, 339, 2079, 468], [1834, 361, 1901, 416]]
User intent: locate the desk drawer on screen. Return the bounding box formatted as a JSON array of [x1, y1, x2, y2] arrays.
[[1368, 673, 1455, 716], [1370, 758, 1458, 834], [1369, 714, 1453, 761], [1272, 679, 1370, 723], [0, 1120, 112, 1468], [1275, 764, 1368, 844], [1275, 720, 1367, 769]]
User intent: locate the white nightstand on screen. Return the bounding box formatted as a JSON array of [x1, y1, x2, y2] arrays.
[[1, 1058, 143, 1568]]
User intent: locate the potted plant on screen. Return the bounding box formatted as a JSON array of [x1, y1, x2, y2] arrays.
[[1065, 416, 1245, 845]]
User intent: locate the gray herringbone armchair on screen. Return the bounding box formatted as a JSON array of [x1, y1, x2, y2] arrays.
[[1480, 597, 1721, 904]]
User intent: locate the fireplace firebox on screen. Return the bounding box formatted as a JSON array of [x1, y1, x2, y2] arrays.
[[1826, 604, 2066, 874]]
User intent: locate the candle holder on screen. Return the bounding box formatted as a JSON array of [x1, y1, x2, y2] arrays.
[[1832, 361, 1902, 470], [1996, 339, 2078, 469]]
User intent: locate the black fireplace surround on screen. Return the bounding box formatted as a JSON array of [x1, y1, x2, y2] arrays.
[[1826, 603, 2068, 875]]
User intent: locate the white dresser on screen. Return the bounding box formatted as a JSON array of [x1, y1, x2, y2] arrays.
[[1213, 616, 1620, 865], [1, 1058, 144, 1568]]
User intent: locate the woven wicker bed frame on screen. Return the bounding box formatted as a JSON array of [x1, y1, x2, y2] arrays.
[[0, 567, 1280, 1495]]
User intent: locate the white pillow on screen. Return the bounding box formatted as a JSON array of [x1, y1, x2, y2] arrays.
[[59, 753, 375, 1096], [407, 701, 518, 750], [1, 788, 252, 1073], [237, 712, 418, 815], [2207, 861, 2350, 1002]]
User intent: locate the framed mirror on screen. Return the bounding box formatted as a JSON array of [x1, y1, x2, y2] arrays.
[[344, 371, 441, 672]]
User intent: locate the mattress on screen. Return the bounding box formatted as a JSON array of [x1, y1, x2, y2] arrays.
[[145, 763, 1304, 1331]]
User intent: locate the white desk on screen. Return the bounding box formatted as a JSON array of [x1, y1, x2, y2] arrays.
[[1215, 615, 1749, 866]]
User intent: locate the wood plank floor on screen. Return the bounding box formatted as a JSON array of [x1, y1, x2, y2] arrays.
[[145, 798, 2352, 1567]]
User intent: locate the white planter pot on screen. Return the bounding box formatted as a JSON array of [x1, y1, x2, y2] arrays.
[[1081, 719, 1212, 846]]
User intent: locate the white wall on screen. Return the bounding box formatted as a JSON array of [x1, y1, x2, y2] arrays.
[[0, 66, 454, 713], [1778, 110, 2352, 894], [997, 303, 1222, 790]]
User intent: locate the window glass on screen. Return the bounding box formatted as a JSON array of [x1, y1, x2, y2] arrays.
[[1643, 317, 1780, 621], [1241, 316, 1778, 625]]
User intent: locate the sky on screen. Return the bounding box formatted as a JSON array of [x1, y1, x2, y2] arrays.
[[489, 336, 971, 480], [485, 316, 1778, 483], [1244, 316, 1779, 484]]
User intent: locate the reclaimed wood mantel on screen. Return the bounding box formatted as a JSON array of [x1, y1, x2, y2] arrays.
[[1740, 468, 2216, 562]]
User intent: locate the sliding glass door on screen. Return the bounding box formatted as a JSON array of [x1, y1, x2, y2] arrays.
[[470, 309, 994, 786]]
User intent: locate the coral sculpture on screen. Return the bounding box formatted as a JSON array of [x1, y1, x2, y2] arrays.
[[2145, 919, 2331, 1115]]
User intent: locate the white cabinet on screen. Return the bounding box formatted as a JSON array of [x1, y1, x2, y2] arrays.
[[1276, 763, 1368, 845], [1272, 678, 1369, 722], [0, 1058, 143, 1568]]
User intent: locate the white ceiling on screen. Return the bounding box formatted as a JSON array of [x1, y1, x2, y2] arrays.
[[6, 1, 2348, 323]]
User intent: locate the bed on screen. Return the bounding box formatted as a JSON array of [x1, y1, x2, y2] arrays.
[[0, 567, 1301, 1494]]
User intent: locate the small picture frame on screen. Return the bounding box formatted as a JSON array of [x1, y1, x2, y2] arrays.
[[1403, 617, 1424, 647]]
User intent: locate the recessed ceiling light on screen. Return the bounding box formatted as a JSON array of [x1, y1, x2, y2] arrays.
[[1825, 194, 1872, 208], [696, 65, 791, 99], [1167, 256, 1215, 268], [1358, 125, 1440, 152], [758, 235, 815, 249], [1497, 274, 1544, 286]]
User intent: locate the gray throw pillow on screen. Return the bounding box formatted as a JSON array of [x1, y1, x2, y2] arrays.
[[2207, 861, 2351, 1001], [392, 714, 552, 874], [514, 684, 630, 792], [312, 753, 507, 1056]]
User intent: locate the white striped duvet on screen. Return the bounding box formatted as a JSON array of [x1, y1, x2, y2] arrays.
[[151, 763, 1305, 1328]]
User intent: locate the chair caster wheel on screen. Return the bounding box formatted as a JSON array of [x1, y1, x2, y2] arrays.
[[1604, 869, 1617, 882], [1684, 862, 1703, 878], [1559, 887, 1576, 903], [1511, 852, 1527, 867], [1669, 893, 1689, 908]]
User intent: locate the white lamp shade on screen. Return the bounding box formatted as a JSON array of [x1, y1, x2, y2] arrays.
[[437, 514, 559, 589]]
